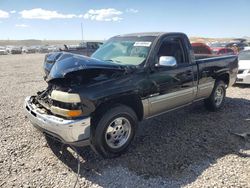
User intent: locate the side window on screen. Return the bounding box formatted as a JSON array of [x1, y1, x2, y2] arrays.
[[158, 37, 186, 64]]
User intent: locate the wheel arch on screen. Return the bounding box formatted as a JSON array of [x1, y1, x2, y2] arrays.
[[91, 94, 144, 126], [215, 72, 230, 87]]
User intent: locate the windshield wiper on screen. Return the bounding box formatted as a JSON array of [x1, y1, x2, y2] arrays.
[[104, 59, 122, 64]]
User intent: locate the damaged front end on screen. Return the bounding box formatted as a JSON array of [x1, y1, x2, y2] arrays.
[[40, 52, 127, 118], [24, 52, 128, 145], [24, 95, 91, 146]]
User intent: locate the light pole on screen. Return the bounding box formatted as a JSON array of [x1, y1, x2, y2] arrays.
[[81, 22, 84, 42]]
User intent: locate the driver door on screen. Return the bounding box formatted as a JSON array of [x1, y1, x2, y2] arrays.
[[148, 36, 195, 116]]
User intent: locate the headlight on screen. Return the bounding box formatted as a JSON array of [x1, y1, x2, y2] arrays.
[[50, 90, 82, 117], [51, 90, 81, 103]]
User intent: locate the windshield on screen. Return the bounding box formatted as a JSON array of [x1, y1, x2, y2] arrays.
[[239, 50, 250, 60], [91, 36, 156, 66]]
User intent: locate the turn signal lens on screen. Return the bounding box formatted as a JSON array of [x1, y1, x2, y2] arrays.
[[51, 106, 82, 118], [67, 110, 82, 117]]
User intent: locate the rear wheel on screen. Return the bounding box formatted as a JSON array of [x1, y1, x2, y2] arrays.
[[204, 80, 226, 111], [91, 104, 138, 158]]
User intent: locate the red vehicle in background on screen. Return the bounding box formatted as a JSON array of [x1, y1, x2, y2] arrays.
[[192, 42, 236, 59], [211, 47, 236, 55], [209, 43, 236, 55], [191, 42, 214, 59], [192, 42, 212, 54]]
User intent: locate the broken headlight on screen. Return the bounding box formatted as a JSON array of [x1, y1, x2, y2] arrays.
[[51, 90, 81, 103], [50, 90, 82, 118]]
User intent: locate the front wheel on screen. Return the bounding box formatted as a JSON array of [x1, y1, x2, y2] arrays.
[[204, 80, 226, 111], [91, 104, 138, 158]]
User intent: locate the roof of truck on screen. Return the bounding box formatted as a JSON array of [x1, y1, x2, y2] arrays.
[[116, 32, 185, 37]]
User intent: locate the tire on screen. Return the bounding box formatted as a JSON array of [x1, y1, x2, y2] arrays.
[[91, 104, 138, 158], [204, 80, 226, 111]]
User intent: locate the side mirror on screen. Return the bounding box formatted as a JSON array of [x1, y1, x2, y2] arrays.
[[156, 56, 177, 67]]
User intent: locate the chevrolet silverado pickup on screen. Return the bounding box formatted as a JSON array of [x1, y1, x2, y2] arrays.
[[24, 32, 238, 158]]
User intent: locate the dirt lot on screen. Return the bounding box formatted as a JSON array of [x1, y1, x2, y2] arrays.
[[0, 54, 249, 188]]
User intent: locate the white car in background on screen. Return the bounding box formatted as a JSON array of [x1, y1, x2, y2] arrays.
[[0, 46, 8, 55], [244, 46, 250, 50], [236, 50, 250, 84]]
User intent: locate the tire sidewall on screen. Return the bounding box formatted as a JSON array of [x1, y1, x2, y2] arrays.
[[212, 81, 226, 109], [92, 105, 138, 157]]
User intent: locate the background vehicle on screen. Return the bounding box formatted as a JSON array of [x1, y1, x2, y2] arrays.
[[5, 46, 14, 53], [22, 46, 38, 54], [209, 42, 227, 48], [211, 47, 236, 55], [191, 42, 212, 54], [61, 41, 103, 56], [25, 32, 238, 158], [22, 46, 27, 53], [10, 46, 22, 54], [48, 45, 59, 53], [236, 50, 250, 84], [38, 46, 50, 53], [0, 46, 8, 55], [226, 42, 249, 52], [191, 42, 215, 59], [243, 46, 250, 51]]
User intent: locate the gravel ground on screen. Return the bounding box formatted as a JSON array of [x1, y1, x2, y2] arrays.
[[0, 54, 249, 188]]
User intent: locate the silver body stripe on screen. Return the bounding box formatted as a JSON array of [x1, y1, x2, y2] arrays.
[[196, 81, 215, 99], [142, 81, 215, 119]]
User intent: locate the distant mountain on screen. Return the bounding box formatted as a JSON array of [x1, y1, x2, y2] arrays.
[[0, 39, 104, 46], [0, 39, 42, 46], [189, 37, 234, 43]]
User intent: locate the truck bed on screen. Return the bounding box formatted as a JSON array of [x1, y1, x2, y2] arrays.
[[195, 55, 238, 87]]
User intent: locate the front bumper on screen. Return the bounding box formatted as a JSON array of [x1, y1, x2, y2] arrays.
[[24, 96, 91, 146], [236, 73, 250, 84]]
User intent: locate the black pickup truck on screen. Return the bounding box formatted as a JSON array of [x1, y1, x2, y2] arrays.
[[24, 32, 238, 158]]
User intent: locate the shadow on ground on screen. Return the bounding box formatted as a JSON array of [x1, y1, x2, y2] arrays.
[[233, 83, 250, 89], [46, 96, 250, 187]]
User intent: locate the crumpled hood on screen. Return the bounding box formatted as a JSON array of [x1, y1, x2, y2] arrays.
[[44, 52, 126, 82]]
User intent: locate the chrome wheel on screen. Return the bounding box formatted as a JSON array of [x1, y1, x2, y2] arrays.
[[105, 117, 132, 149], [214, 86, 224, 106]]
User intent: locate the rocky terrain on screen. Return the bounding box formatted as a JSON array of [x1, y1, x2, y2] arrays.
[[0, 54, 249, 187]]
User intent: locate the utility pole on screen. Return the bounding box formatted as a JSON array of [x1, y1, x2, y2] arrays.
[[81, 22, 84, 42]]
